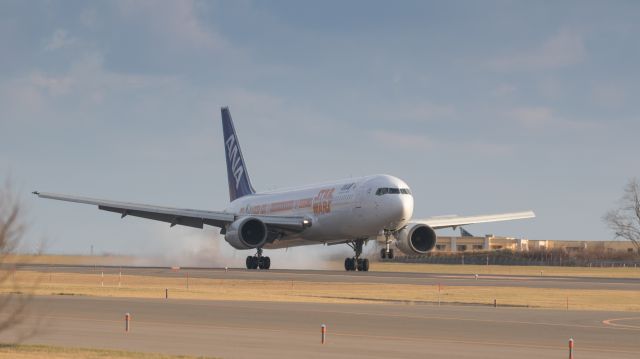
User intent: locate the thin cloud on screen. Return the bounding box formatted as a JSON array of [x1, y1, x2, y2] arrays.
[[489, 29, 585, 71], [491, 83, 517, 97], [592, 84, 627, 108], [0, 53, 179, 125], [507, 106, 600, 131], [44, 29, 76, 51], [405, 102, 456, 122], [115, 0, 226, 51], [370, 130, 433, 150]]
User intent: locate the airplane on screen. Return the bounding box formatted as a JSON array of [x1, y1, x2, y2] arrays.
[[34, 107, 535, 271]]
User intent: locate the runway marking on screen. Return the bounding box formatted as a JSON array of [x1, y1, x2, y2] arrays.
[[49, 295, 638, 333], [296, 308, 640, 332], [30, 313, 640, 355], [33, 297, 635, 333], [602, 317, 640, 329], [333, 331, 640, 355], [125, 299, 640, 332]]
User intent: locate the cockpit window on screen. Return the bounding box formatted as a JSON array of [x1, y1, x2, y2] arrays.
[[375, 187, 411, 195]]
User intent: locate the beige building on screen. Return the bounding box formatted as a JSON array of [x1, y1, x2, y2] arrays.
[[432, 235, 638, 254]]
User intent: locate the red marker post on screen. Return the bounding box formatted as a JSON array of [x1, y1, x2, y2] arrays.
[[321, 324, 326, 344], [569, 338, 574, 359], [125, 313, 131, 332]]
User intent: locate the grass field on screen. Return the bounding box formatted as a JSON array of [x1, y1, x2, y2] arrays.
[[3, 255, 136, 266], [7, 254, 640, 279], [0, 344, 217, 359], [2, 269, 640, 312], [372, 262, 640, 278]]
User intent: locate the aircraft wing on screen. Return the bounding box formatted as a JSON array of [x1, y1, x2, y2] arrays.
[[417, 210, 535, 230], [33, 191, 310, 231]]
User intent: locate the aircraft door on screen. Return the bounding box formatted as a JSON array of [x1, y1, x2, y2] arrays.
[[353, 185, 370, 215]]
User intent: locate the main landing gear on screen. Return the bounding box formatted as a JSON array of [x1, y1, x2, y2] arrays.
[[380, 230, 394, 259], [345, 239, 369, 272], [246, 248, 270, 270]]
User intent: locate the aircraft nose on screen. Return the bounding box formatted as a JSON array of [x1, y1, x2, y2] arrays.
[[387, 194, 413, 228], [398, 194, 413, 221]]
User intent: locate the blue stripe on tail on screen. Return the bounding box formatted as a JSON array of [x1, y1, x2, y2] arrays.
[[221, 107, 256, 202]]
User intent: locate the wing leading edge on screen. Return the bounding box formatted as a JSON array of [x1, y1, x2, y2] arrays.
[[417, 210, 536, 230], [32, 191, 309, 232]]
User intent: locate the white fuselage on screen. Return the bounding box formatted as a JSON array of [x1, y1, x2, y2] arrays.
[[224, 174, 414, 249]]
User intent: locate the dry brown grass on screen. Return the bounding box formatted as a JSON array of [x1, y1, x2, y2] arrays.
[[0, 344, 216, 359], [371, 262, 640, 278], [9, 253, 640, 279], [3, 254, 136, 266], [2, 269, 640, 312]]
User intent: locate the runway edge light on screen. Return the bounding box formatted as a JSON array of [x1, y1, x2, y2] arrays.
[[321, 324, 326, 344]]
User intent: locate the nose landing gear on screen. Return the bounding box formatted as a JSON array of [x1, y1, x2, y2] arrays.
[[345, 239, 369, 271], [380, 230, 394, 259], [246, 248, 271, 270]]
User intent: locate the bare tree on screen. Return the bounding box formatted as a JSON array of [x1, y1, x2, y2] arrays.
[[0, 181, 33, 337], [604, 178, 640, 251]]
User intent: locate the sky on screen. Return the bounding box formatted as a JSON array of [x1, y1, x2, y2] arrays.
[[1, 1, 639, 265]]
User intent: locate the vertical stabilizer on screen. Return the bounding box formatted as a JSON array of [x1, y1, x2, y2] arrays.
[[221, 107, 256, 202]]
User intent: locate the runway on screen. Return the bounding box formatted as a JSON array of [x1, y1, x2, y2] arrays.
[[16, 263, 640, 291], [1, 295, 639, 359]]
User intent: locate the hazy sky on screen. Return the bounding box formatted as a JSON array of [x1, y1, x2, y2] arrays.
[[1, 1, 638, 262]]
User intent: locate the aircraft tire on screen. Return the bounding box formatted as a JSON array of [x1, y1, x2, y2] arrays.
[[246, 256, 259, 270], [380, 249, 387, 259], [344, 258, 356, 271], [357, 258, 369, 272], [362, 258, 370, 271], [388, 249, 394, 259], [259, 256, 271, 270]]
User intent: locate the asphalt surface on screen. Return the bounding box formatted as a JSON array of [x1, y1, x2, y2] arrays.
[[16, 263, 640, 291], [1, 295, 639, 359]]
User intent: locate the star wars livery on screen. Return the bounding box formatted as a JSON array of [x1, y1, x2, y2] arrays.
[[34, 107, 535, 271]]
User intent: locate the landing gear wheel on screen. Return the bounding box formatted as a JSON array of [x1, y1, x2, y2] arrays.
[[259, 256, 271, 270], [344, 258, 356, 271], [345, 239, 367, 272], [380, 249, 387, 259], [387, 249, 394, 259], [247, 248, 270, 270], [356, 258, 370, 272], [246, 256, 258, 270]]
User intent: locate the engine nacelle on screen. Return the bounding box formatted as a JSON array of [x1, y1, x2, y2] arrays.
[[394, 223, 437, 255], [224, 217, 268, 250]]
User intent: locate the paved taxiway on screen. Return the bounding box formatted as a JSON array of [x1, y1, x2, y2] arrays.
[[1, 295, 639, 359], [17, 264, 640, 291]]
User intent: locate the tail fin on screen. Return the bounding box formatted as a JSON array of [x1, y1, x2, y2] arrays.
[[221, 107, 256, 202]]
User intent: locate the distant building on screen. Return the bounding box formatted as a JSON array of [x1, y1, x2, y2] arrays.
[[430, 235, 638, 254]]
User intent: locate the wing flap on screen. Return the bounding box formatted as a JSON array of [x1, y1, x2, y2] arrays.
[[418, 210, 535, 229]]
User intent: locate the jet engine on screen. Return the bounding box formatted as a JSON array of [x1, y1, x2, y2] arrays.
[[224, 217, 268, 250], [394, 223, 437, 255]]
